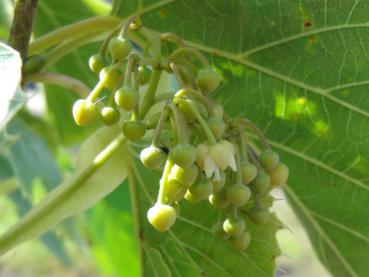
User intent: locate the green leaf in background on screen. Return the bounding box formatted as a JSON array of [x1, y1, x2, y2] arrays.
[[85, 182, 140, 277], [0, 154, 70, 265], [0, 43, 26, 133], [31, 0, 110, 145], [111, 0, 369, 276], [6, 119, 62, 195], [0, 125, 129, 255], [0, 0, 12, 39]]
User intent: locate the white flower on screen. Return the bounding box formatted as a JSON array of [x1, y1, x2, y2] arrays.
[[196, 140, 237, 181]]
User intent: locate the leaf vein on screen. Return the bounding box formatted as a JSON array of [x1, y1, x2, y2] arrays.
[[285, 185, 359, 277]]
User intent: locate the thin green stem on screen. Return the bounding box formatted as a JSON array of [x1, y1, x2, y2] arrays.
[[139, 69, 162, 118], [169, 63, 185, 88], [152, 108, 169, 146], [160, 32, 184, 47], [99, 23, 122, 57], [132, 66, 140, 120], [23, 72, 90, 98], [119, 15, 142, 38], [168, 103, 188, 144], [247, 145, 261, 170], [124, 55, 135, 87], [127, 167, 144, 276], [44, 32, 103, 69], [29, 16, 121, 55], [87, 79, 105, 102], [239, 129, 249, 163], [169, 47, 210, 68], [236, 118, 269, 150], [233, 142, 243, 185], [173, 98, 216, 144], [174, 88, 214, 116], [157, 159, 173, 204]]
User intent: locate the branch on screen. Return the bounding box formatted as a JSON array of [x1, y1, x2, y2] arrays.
[[8, 0, 39, 61]]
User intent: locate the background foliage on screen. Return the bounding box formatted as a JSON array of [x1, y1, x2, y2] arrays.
[[1, 0, 369, 276]]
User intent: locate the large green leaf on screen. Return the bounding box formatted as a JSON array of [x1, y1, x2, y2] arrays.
[[111, 1, 369, 276]]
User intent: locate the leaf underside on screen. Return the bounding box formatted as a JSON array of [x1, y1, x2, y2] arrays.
[[112, 0, 369, 276]]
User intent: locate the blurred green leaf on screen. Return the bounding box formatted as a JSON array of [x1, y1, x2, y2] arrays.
[[0, 0, 13, 39], [0, 154, 70, 265], [85, 182, 140, 277], [31, 0, 110, 145], [111, 1, 369, 276], [9, 189, 71, 265], [142, 243, 171, 277], [0, 125, 129, 256], [6, 119, 62, 194]]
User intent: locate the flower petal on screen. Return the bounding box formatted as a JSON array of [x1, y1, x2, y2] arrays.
[[204, 156, 216, 178]]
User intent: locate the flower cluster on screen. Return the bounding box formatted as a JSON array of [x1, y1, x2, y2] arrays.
[[73, 16, 289, 252]]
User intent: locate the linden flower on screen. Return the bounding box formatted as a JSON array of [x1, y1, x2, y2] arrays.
[[196, 140, 237, 180]]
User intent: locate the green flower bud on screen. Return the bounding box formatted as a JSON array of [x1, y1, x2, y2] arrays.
[[140, 146, 166, 169], [249, 171, 271, 194], [114, 86, 138, 111], [169, 164, 199, 187], [100, 106, 120, 125], [147, 203, 177, 232], [207, 117, 226, 140], [165, 179, 187, 202], [196, 69, 221, 93], [177, 101, 208, 122], [223, 217, 245, 237], [99, 66, 121, 90], [137, 65, 151, 86], [248, 205, 270, 225], [259, 151, 279, 171], [122, 120, 146, 141], [212, 222, 230, 240], [226, 184, 251, 207], [177, 101, 196, 122], [72, 99, 98, 126], [241, 162, 257, 184], [269, 163, 289, 187], [229, 231, 251, 252], [184, 177, 213, 203], [209, 190, 229, 209], [169, 143, 196, 168], [88, 54, 105, 74], [108, 37, 132, 60]]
